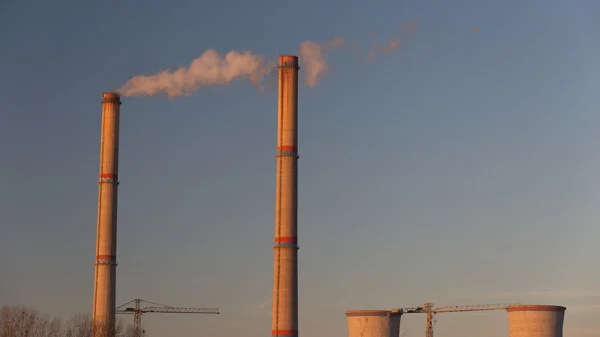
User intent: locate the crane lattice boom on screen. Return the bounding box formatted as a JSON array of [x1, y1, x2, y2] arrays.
[[432, 303, 518, 313], [116, 298, 219, 337], [126, 306, 219, 314]]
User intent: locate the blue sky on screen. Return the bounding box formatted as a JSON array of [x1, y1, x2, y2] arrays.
[[1, 0, 599, 336]]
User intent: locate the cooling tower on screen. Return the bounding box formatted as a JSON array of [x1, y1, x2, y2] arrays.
[[92, 92, 121, 337], [506, 305, 566, 337], [271, 55, 300, 337], [345, 310, 402, 337]]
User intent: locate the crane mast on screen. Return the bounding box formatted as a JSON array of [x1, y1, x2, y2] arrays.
[[423, 303, 434, 337], [116, 299, 219, 337]]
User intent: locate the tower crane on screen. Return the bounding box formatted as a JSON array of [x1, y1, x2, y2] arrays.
[[391, 302, 520, 337], [116, 298, 219, 337]]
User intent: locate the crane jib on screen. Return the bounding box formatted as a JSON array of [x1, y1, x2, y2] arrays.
[[115, 298, 220, 337]]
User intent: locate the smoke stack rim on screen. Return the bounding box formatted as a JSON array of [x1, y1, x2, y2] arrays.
[[506, 305, 566, 312], [279, 55, 299, 68], [102, 92, 122, 104]]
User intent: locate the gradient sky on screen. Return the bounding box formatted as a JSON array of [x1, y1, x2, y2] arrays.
[[1, 0, 600, 336]]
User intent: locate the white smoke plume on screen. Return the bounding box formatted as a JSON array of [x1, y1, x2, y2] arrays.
[[117, 49, 276, 98], [352, 23, 416, 63], [298, 37, 345, 88], [117, 24, 413, 98], [366, 37, 401, 63]]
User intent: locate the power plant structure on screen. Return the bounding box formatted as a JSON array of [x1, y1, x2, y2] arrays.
[[346, 303, 567, 337], [507, 305, 566, 337], [271, 55, 300, 337], [92, 92, 122, 337], [89, 61, 568, 337], [345, 310, 401, 337]]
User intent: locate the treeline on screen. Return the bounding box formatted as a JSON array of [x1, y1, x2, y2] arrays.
[[0, 305, 134, 337]]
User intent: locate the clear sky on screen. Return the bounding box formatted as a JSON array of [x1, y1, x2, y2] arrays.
[[1, 0, 599, 336]]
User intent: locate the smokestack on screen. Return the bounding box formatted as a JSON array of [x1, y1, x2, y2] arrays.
[[92, 92, 121, 337], [272, 55, 300, 337]]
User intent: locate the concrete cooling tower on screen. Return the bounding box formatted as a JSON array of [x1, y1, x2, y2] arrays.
[[506, 305, 566, 337], [346, 310, 401, 337]]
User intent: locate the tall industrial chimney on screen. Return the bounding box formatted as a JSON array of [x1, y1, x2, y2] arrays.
[[271, 55, 300, 337], [92, 92, 121, 337], [506, 305, 566, 337]]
